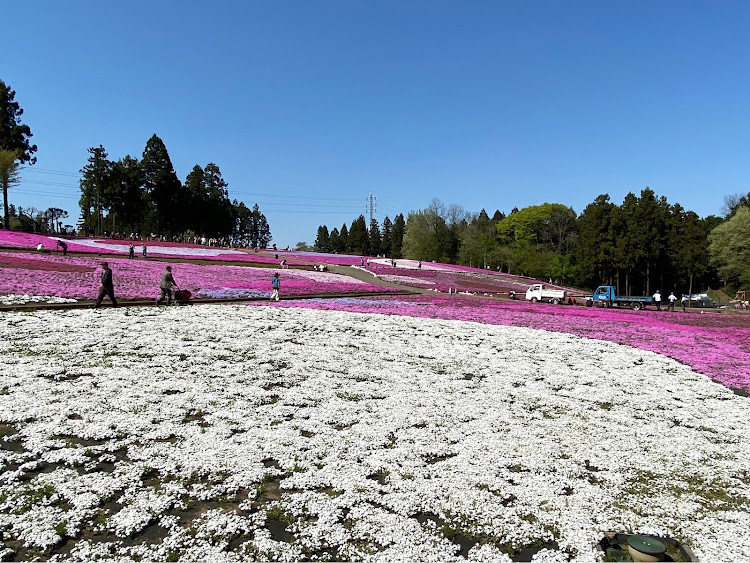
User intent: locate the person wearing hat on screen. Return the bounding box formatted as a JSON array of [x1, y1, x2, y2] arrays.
[[157, 265, 177, 305], [94, 262, 118, 308], [270, 272, 280, 301]]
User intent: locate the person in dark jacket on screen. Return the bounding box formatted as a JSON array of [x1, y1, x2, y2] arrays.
[[157, 266, 177, 305], [95, 262, 118, 308]]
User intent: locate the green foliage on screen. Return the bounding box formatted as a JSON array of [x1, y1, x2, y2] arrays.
[[314, 225, 330, 252], [391, 214, 405, 258], [347, 215, 370, 255], [78, 145, 114, 235], [141, 134, 182, 234], [709, 206, 750, 288], [0, 80, 37, 165], [0, 149, 22, 229]]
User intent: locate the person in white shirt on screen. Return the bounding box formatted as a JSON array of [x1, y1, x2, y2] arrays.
[[653, 290, 662, 311], [667, 291, 677, 312]]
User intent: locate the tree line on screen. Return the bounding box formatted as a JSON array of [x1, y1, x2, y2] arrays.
[[314, 214, 407, 258], [314, 190, 750, 294], [77, 135, 272, 246]]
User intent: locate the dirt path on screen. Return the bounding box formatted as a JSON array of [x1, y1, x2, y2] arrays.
[[327, 265, 429, 293]]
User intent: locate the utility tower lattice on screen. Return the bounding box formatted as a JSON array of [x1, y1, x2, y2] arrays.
[[367, 193, 377, 224]]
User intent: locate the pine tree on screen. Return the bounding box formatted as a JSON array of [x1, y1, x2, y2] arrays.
[[348, 215, 370, 255], [369, 218, 381, 256], [141, 134, 181, 235], [78, 146, 114, 235], [339, 223, 349, 253], [329, 227, 340, 253], [0, 150, 21, 230], [315, 225, 331, 252], [381, 216, 393, 257], [391, 213, 405, 258]]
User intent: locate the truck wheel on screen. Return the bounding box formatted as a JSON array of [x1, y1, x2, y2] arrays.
[[630, 302, 642, 310], [552, 298, 560, 305], [531, 297, 538, 303]]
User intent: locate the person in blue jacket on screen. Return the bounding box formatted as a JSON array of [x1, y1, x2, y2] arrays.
[[271, 272, 280, 301]]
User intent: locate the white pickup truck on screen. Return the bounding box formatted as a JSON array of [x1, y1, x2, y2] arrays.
[[525, 284, 567, 304]]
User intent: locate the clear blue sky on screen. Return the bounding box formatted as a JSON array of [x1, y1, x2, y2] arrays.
[[5, 1, 749, 246]]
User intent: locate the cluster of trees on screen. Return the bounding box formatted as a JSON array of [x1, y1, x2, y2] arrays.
[[314, 214, 406, 257], [78, 136, 272, 246], [2, 203, 69, 233], [314, 191, 750, 293]]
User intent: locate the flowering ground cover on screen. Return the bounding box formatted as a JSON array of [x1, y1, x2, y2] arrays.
[[267, 294, 750, 392], [1, 306, 748, 562], [369, 266, 545, 294], [0, 231, 300, 266], [0, 252, 396, 301]]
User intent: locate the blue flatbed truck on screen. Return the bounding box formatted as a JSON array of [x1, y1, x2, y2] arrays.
[[587, 286, 654, 310]]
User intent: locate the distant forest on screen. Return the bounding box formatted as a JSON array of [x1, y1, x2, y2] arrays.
[[313, 190, 750, 295]]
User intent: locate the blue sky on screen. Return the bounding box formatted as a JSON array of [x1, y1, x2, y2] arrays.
[[5, 1, 749, 246]]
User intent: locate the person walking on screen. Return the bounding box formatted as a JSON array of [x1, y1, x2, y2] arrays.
[[94, 262, 118, 308], [270, 272, 280, 301], [681, 294, 688, 313], [142, 243, 147, 258], [129, 243, 135, 259], [156, 265, 177, 306], [667, 291, 677, 312], [652, 290, 662, 311]]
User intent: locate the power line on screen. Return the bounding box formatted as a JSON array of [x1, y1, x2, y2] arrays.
[[19, 179, 80, 188], [20, 167, 81, 178]]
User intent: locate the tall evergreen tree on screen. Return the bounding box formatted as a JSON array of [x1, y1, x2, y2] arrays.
[[78, 145, 114, 235], [329, 227, 341, 253], [202, 163, 233, 237], [576, 194, 616, 287], [0, 150, 21, 230], [369, 218, 381, 256], [0, 80, 37, 164], [380, 216, 393, 257], [391, 213, 405, 258], [141, 134, 181, 235], [1, 80, 38, 228], [339, 223, 349, 253], [347, 215, 370, 255], [109, 155, 146, 234], [252, 203, 272, 247], [315, 225, 331, 252]]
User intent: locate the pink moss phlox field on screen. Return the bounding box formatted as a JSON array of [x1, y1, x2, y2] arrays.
[[266, 294, 750, 391], [0, 251, 396, 300], [0, 231, 306, 265], [368, 266, 546, 294]]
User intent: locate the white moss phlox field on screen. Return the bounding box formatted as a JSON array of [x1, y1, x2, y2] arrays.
[[1, 306, 749, 562]]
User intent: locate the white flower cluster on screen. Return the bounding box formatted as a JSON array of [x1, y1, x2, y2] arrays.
[[0, 305, 749, 562], [0, 294, 78, 305]]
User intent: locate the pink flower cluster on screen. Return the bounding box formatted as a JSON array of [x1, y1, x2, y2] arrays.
[[264, 294, 750, 392], [369, 265, 539, 294], [0, 251, 396, 300]]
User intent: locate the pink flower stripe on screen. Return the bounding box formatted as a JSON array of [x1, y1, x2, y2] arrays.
[[260, 294, 750, 391], [0, 231, 308, 265], [0, 251, 397, 300], [369, 266, 546, 294]]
